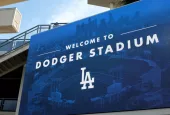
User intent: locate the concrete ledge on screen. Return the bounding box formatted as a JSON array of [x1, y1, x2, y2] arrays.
[[0, 44, 29, 63], [84, 108, 170, 115], [0, 112, 15, 115]]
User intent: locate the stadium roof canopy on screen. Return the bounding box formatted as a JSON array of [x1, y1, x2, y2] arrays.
[[88, 0, 139, 8], [0, 0, 26, 6]]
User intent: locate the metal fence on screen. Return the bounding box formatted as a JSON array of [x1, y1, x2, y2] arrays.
[[0, 25, 52, 56], [0, 98, 17, 112], [0, 22, 68, 56]]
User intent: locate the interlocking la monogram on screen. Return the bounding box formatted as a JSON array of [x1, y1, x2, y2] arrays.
[[80, 67, 94, 90]]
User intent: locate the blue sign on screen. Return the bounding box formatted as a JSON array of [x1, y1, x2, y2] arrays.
[[19, 0, 170, 115]]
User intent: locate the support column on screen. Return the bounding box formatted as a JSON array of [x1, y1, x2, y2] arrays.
[[15, 65, 26, 115], [109, 2, 114, 9]]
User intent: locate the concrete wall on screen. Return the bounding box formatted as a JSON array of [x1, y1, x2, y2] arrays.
[[0, 8, 14, 26], [0, 8, 22, 33], [0, 112, 15, 115]]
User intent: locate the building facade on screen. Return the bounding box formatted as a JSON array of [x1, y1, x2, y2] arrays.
[[0, 1, 25, 115]]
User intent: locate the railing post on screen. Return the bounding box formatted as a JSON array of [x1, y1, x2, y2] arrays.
[[12, 41, 17, 50], [23, 32, 27, 44], [1, 99, 4, 111], [49, 25, 52, 30], [37, 25, 40, 34], [0, 99, 3, 110]]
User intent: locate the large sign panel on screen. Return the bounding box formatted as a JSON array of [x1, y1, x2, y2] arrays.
[[19, 0, 170, 115]]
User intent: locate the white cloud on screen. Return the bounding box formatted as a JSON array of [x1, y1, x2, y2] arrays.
[[47, 0, 109, 23]]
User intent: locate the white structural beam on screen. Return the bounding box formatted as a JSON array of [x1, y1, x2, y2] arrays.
[[109, 2, 114, 9], [0, 0, 26, 6], [15, 65, 25, 115], [0, 8, 22, 33]]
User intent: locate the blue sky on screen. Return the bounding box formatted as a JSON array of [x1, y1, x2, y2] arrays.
[[0, 0, 108, 39]]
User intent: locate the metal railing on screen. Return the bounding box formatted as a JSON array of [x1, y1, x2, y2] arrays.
[[0, 25, 52, 56], [0, 98, 17, 112]]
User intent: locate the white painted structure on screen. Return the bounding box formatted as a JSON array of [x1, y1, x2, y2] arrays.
[[0, 8, 22, 33]]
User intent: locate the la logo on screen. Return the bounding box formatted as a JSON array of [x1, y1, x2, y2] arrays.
[[80, 67, 94, 90]]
